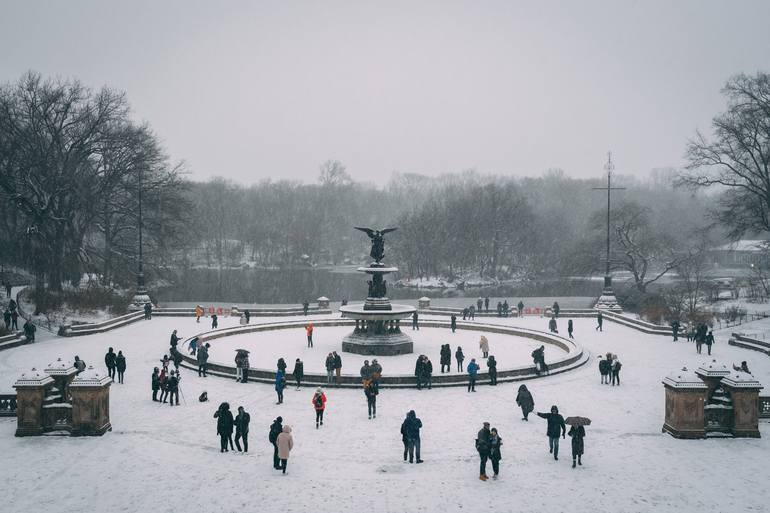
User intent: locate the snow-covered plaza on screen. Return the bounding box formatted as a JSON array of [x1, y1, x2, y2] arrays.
[[1, 312, 768, 513]]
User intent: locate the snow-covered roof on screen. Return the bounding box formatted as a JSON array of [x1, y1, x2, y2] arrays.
[[44, 358, 77, 376], [14, 367, 55, 387], [695, 360, 730, 379], [70, 366, 112, 388], [720, 372, 763, 390], [714, 240, 769, 252], [662, 367, 707, 389], [317, 296, 329, 301]]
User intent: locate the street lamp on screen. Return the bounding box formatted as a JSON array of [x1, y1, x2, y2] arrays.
[[130, 166, 151, 310]]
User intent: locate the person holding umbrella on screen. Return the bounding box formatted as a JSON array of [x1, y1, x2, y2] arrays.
[[565, 416, 590, 468], [537, 405, 566, 460]]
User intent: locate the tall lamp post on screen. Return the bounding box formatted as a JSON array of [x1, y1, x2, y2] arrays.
[[130, 166, 151, 310], [592, 152, 624, 312]]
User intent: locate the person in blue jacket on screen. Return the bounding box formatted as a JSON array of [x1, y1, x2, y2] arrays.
[[275, 369, 286, 404], [467, 358, 480, 392]]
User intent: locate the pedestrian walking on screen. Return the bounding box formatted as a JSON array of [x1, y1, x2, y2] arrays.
[[333, 351, 342, 386], [467, 358, 479, 392], [325, 353, 335, 384], [214, 402, 234, 452], [412, 311, 419, 330], [567, 319, 574, 339], [487, 355, 497, 385], [275, 369, 286, 404], [476, 422, 491, 481], [195, 305, 204, 323], [211, 314, 218, 329], [516, 384, 534, 420], [537, 405, 566, 460], [312, 387, 326, 428], [479, 335, 489, 358], [450, 314, 457, 333], [234, 406, 251, 452], [400, 410, 423, 463], [705, 330, 715, 355], [306, 322, 314, 348], [596, 311, 603, 331], [489, 427, 503, 478], [440, 344, 451, 373], [548, 317, 558, 333], [671, 320, 680, 341], [116, 351, 126, 384], [105, 347, 117, 380], [151, 367, 160, 401], [269, 416, 283, 469], [455, 346, 465, 372], [277, 425, 294, 474], [143, 302, 152, 320], [364, 379, 377, 419], [293, 358, 304, 390], [197, 343, 210, 377], [569, 425, 585, 468]]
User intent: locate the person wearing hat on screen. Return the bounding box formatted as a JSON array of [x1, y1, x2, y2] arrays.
[[476, 422, 492, 480], [312, 387, 327, 428]]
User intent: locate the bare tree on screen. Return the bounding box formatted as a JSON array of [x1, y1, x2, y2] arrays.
[[318, 160, 352, 187]]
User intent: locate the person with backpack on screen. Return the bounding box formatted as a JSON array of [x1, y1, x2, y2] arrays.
[[293, 358, 304, 390], [312, 387, 327, 428], [537, 405, 566, 460], [364, 379, 377, 419], [455, 346, 465, 372], [269, 416, 283, 469], [214, 402, 234, 452], [611, 356, 622, 386], [277, 425, 294, 474], [104, 347, 117, 380], [516, 384, 534, 420], [275, 369, 286, 404], [115, 351, 126, 384], [467, 358, 480, 392], [234, 406, 251, 452], [476, 421, 492, 481], [487, 355, 498, 386], [151, 367, 161, 401], [400, 410, 423, 463]]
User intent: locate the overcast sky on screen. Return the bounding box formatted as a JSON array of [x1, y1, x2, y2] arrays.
[[2, 0, 769, 185]]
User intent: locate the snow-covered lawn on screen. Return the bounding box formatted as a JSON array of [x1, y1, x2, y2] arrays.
[[1, 313, 768, 513]]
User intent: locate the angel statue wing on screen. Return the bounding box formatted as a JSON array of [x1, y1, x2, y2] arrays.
[[380, 228, 398, 235], [354, 227, 375, 238]]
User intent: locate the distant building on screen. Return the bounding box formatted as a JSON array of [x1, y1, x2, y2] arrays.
[[708, 240, 770, 268]]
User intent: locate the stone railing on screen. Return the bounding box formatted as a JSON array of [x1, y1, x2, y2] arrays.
[[728, 333, 770, 356], [0, 331, 29, 352], [178, 318, 589, 388], [0, 394, 17, 417], [59, 311, 145, 337], [598, 310, 672, 336]]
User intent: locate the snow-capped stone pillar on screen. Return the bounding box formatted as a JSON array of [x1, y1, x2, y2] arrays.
[[69, 366, 112, 436], [13, 368, 54, 437], [418, 297, 431, 310], [720, 372, 763, 438], [661, 367, 708, 439], [317, 296, 330, 309]]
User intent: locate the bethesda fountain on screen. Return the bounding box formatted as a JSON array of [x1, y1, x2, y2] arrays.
[[339, 227, 415, 355]]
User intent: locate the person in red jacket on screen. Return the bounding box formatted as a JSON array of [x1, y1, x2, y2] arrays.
[[312, 387, 326, 428], [306, 322, 314, 348]]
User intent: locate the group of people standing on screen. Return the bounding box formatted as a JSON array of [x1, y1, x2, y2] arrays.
[[598, 353, 622, 385]]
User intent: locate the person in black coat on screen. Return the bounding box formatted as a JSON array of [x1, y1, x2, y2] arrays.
[[455, 346, 465, 372], [516, 384, 534, 420], [277, 358, 288, 373], [412, 311, 419, 330], [104, 348, 117, 380], [143, 302, 152, 320], [476, 422, 492, 480], [414, 356, 425, 390], [244, 310, 251, 323], [269, 416, 283, 468], [211, 314, 218, 329], [423, 356, 433, 389], [537, 405, 566, 460], [364, 379, 377, 419], [489, 427, 503, 478], [166, 370, 180, 406], [115, 351, 126, 384], [400, 410, 423, 463], [596, 311, 603, 332], [151, 367, 161, 401], [23, 320, 36, 342], [293, 358, 304, 390], [170, 330, 181, 349], [487, 355, 498, 385], [568, 425, 585, 468], [234, 406, 251, 452], [567, 319, 574, 339], [450, 314, 457, 333], [439, 344, 451, 373], [532, 346, 548, 374], [214, 402, 235, 452]]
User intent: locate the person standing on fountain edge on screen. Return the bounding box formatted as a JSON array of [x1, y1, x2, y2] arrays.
[[455, 346, 465, 372], [333, 351, 342, 386], [567, 319, 574, 339], [487, 355, 497, 385], [537, 405, 566, 460], [440, 344, 451, 373], [313, 387, 326, 428], [450, 314, 457, 333]]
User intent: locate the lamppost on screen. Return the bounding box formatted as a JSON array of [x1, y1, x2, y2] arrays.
[[592, 152, 624, 312], [130, 165, 151, 310]]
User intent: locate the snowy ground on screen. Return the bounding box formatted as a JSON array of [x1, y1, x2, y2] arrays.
[[1, 313, 769, 513], [203, 325, 564, 374]]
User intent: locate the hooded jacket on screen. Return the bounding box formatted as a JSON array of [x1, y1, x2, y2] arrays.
[[277, 426, 294, 459]]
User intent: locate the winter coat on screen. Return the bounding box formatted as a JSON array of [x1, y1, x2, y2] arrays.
[[401, 411, 422, 441], [455, 348, 464, 362], [277, 426, 294, 459], [105, 351, 116, 368], [364, 383, 377, 402], [599, 359, 610, 375], [275, 370, 286, 392], [312, 392, 327, 411], [170, 333, 181, 347], [568, 425, 585, 455], [325, 356, 335, 371], [306, 324, 313, 337], [450, 316, 457, 328], [333, 354, 342, 370], [424, 359, 433, 376], [151, 372, 160, 391], [360, 364, 373, 380], [532, 347, 545, 364], [487, 357, 497, 374], [214, 408, 234, 435], [611, 359, 622, 374], [370, 362, 382, 378], [116, 355, 126, 372], [269, 419, 283, 444], [516, 386, 534, 413], [489, 434, 503, 461], [467, 361, 480, 377], [568, 320, 573, 332], [479, 336, 489, 353], [197, 346, 209, 364], [166, 376, 179, 392], [440, 346, 451, 365], [195, 306, 204, 317], [537, 412, 566, 438], [74, 359, 86, 372], [293, 362, 304, 379], [234, 412, 251, 434], [476, 427, 491, 455], [277, 359, 287, 372], [414, 358, 424, 377]]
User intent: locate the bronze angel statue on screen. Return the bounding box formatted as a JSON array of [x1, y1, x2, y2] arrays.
[[354, 227, 397, 264]]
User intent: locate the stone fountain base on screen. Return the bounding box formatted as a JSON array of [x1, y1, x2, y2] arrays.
[[342, 331, 414, 356]]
